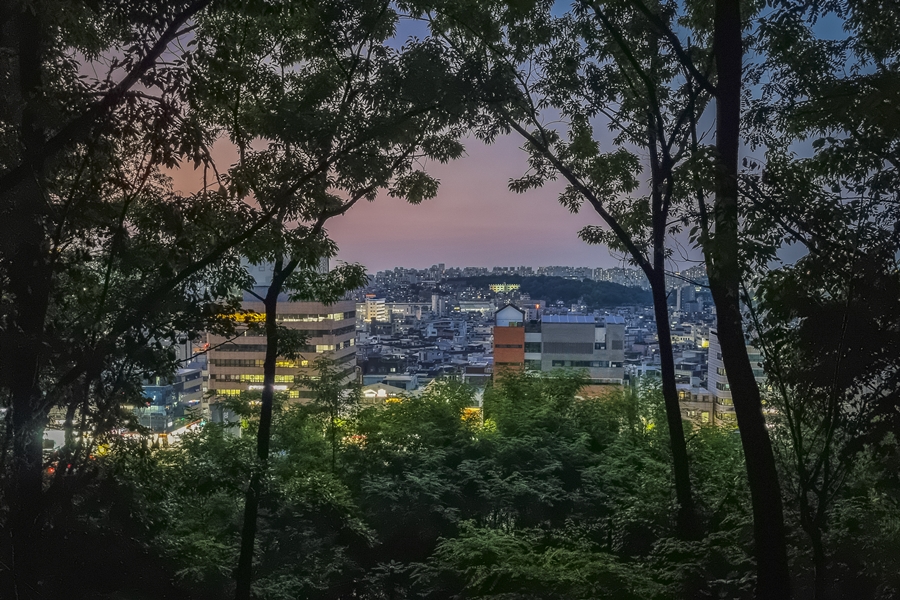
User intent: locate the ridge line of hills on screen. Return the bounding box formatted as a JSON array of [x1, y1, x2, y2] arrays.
[[440, 275, 652, 308]]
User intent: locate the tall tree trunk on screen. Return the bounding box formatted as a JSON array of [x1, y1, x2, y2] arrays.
[[4, 201, 52, 600], [809, 523, 826, 600], [1, 7, 53, 598], [234, 270, 282, 600], [649, 271, 699, 539], [646, 104, 700, 540], [709, 1, 791, 597], [6, 374, 47, 600]]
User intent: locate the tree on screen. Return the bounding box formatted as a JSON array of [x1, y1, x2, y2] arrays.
[[0, 1, 475, 595], [0, 3, 254, 592], [305, 357, 361, 474], [738, 2, 900, 595], [412, 0, 708, 540], [188, 6, 482, 596], [409, 0, 795, 593], [691, 1, 793, 596]]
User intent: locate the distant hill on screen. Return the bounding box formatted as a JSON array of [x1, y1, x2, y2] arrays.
[[443, 275, 651, 308]]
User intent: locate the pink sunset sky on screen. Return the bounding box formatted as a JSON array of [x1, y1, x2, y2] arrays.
[[160, 18, 718, 276], [324, 134, 630, 272], [169, 133, 658, 274]]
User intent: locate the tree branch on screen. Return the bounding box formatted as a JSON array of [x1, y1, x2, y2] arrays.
[[500, 109, 653, 276], [627, 0, 717, 95], [0, 0, 214, 194]]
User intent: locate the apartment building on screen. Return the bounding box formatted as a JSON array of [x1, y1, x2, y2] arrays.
[[676, 383, 714, 425], [707, 328, 765, 425], [207, 296, 356, 401], [492, 307, 626, 384], [358, 297, 389, 323]]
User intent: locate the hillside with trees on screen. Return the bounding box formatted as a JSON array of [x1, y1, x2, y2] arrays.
[[519, 275, 652, 308], [445, 275, 651, 307]]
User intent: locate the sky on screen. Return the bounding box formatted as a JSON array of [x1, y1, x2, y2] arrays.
[[324, 134, 639, 273], [171, 131, 652, 274], [324, 8, 835, 274], [165, 6, 839, 276], [165, 14, 656, 275]]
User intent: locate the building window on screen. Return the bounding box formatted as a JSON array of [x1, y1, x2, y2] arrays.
[[594, 342, 606, 350], [610, 340, 624, 350], [210, 359, 266, 367], [715, 382, 731, 391], [496, 344, 523, 349], [551, 360, 566, 367], [524, 342, 541, 353], [543, 342, 594, 354], [525, 359, 541, 371], [214, 389, 242, 396]]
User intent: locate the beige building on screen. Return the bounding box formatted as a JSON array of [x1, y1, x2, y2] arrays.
[[207, 298, 357, 402], [677, 383, 714, 425], [707, 328, 765, 426], [358, 297, 389, 323]]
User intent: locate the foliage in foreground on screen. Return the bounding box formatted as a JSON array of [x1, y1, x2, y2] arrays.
[[9, 373, 899, 599], [57, 376, 753, 599]]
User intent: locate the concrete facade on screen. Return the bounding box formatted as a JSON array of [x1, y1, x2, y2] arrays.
[[707, 328, 765, 425], [539, 315, 625, 383], [207, 298, 356, 402]]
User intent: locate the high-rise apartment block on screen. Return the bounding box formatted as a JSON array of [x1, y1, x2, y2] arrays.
[[360, 297, 389, 322]]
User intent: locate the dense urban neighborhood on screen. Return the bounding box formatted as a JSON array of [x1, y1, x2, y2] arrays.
[[121, 262, 748, 437]]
